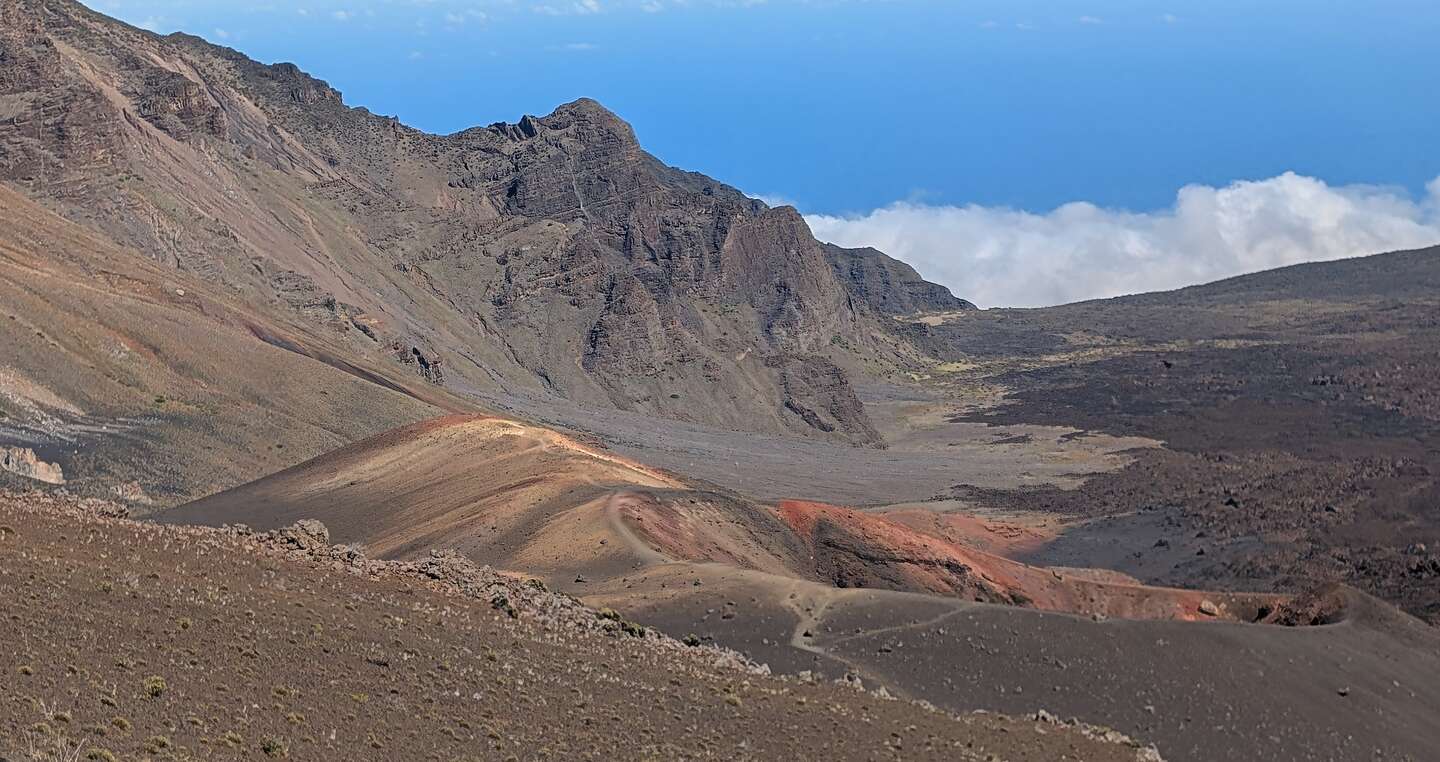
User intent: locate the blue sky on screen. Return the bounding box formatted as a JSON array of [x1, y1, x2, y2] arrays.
[[87, 0, 1440, 305]]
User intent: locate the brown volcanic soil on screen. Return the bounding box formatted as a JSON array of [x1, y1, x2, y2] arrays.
[[0, 184, 454, 506], [158, 414, 1440, 761], [1, 1, 1435, 759], [163, 415, 1281, 626], [159, 415, 690, 584], [0, 491, 1159, 762], [923, 245, 1440, 623]]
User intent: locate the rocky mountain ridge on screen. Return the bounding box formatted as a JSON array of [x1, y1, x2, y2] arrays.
[[0, 0, 969, 443]]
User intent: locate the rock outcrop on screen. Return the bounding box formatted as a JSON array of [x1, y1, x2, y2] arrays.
[[824, 244, 976, 315], [0, 446, 64, 485]]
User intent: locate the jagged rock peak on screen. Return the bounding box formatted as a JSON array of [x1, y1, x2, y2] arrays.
[[249, 60, 344, 105], [486, 97, 638, 144]]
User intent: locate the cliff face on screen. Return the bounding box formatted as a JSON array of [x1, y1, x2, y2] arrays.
[[0, 0, 962, 443], [824, 244, 976, 315]]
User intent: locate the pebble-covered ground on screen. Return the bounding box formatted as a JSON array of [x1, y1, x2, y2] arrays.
[[0, 491, 1159, 761]]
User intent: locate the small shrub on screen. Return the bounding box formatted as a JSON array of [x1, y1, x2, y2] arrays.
[[111, 717, 131, 732], [86, 749, 117, 762], [142, 675, 167, 698], [620, 620, 646, 638], [261, 737, 289, 758], [490, 595, 517, 619]]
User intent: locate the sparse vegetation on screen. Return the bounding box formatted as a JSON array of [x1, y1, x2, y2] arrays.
[[141, 675, 166, 698], [490, 594, 517, 619]]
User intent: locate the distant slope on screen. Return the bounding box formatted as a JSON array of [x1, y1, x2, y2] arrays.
[[0, 184, 462, 505], [932, 243, 1440, 356], [1117, 244, 1440, 306], [919, 241, 1440, 625]]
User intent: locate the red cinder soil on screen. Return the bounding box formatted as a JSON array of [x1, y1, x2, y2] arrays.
[[773, 500, 1283, 622]]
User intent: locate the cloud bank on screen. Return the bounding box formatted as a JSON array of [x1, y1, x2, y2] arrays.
[[804, 173, 1440, 308]]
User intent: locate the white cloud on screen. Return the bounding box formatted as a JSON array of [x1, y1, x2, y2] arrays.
[[545, 41, 599, 51], [331, 10, 351, 21], [443, 8, 486, 25], [803, 173, 1440, 308], [1078, 15, 1103, 25], [536, 0, 601, 14], [135, 14, 181, 32], [755, 193, 798, 208]]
